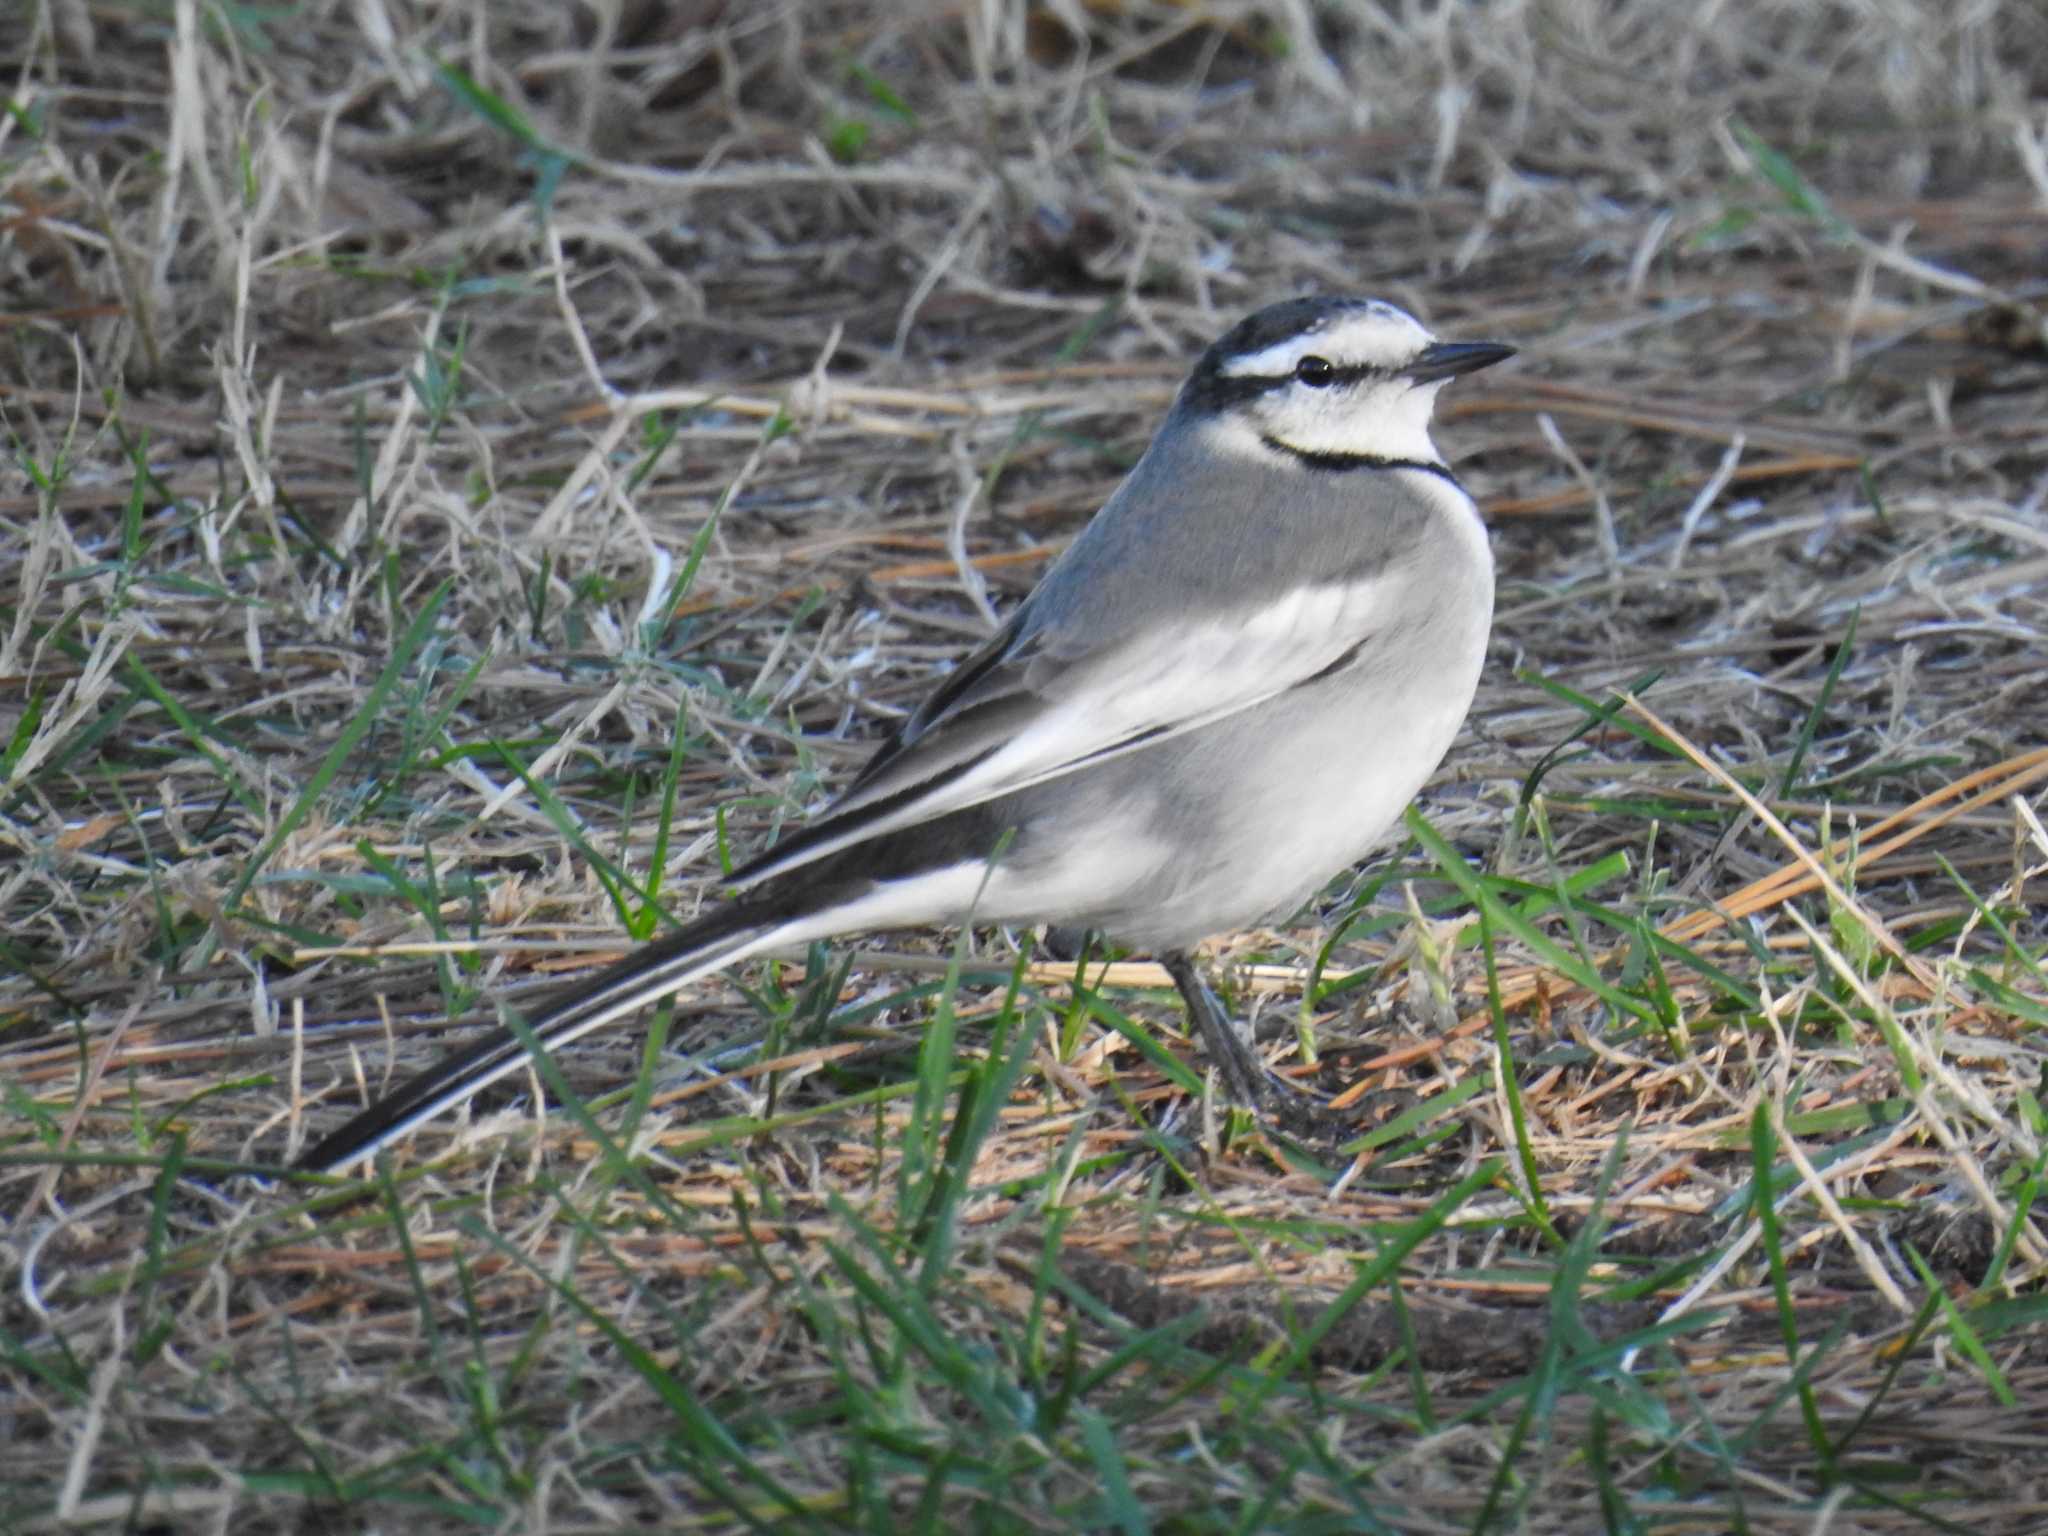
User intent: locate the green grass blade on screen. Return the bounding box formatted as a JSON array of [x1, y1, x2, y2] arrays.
[[1405, 807, 1658, 1026], [1777, 607, 1858, 796], [225, 580, 452, 917], [1749, 1103, 1835, 1476], [1237, 1158, 1499, 1416]]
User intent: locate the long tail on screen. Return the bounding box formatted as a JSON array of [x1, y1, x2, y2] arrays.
[[294, 901, 784, 1173]]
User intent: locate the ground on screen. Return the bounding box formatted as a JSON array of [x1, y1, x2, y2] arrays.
[[4, 1, 2047, 1531]]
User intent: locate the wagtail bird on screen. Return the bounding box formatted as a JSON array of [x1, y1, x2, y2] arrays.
[[295, 297, 1512, 1172]]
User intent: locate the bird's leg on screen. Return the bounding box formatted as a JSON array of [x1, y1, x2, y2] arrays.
[[1041, 924, 1097, 963], [1161, 951, 1374, 1149], [1160, 950, 1273, 1111]]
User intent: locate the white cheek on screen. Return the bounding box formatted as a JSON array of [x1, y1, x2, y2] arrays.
[[1266, 381, 1446, 463], [1207, 413, 1285, 462]]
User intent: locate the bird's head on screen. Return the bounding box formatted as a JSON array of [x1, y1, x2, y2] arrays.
[[1180, 297, 1513, 468]]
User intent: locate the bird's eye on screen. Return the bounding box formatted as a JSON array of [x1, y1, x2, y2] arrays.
[[1294, 355, 1336, 387]]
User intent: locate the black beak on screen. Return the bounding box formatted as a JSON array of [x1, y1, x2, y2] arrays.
[[1400, 340, 1515, 383]]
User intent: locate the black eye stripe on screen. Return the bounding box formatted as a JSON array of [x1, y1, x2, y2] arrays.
[[1179, 353, 1390, 414], [1272, 360, 1386, 389]]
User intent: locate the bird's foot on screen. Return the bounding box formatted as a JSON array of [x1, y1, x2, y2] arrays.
[[1226, 1064, 1375, 1151]]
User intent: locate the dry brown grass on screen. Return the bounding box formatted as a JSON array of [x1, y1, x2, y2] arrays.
[[4, 1, 2048, 1530]]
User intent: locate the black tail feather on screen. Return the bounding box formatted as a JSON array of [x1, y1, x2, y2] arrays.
[[293, 900, 774, 1172]]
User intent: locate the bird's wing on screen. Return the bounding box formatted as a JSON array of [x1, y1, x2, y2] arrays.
[[732, 572, 1389, 886]]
